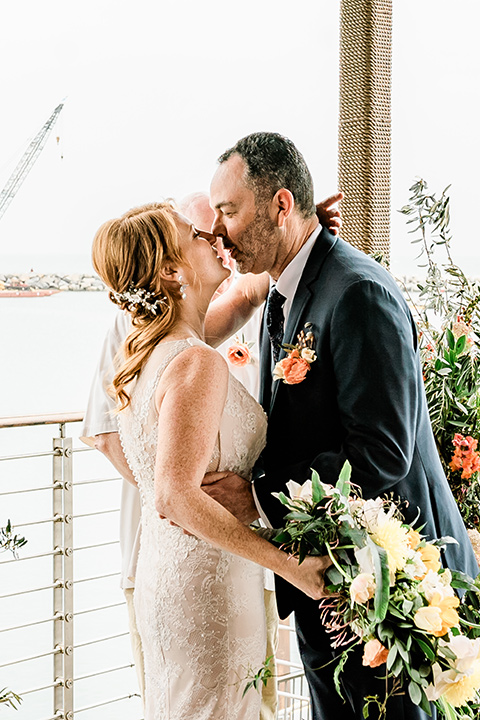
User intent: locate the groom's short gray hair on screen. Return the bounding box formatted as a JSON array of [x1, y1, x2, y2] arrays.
[[218, 132, 315, 219]]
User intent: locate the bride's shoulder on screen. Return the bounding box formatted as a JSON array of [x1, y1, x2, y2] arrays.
[[160, 341, 228, 390]]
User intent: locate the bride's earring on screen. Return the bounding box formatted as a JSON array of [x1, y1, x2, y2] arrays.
[[178, 275, 189, 300]]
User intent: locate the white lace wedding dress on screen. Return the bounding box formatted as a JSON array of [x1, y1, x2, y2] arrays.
[[118, 338, 268, 720]]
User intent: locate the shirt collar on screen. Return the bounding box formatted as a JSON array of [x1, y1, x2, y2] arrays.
[[276, 224, 322, 307]]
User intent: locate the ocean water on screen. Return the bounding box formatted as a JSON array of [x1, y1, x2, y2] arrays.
[[0, 292, 142, 720]]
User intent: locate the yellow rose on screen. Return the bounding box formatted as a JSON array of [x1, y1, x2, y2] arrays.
[[414, 605, 443, 634], [414, 593, 460, 637], [418, 544, 441, 575]]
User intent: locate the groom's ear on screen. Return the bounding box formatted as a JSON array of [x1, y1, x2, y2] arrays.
[[272, 188, 295, 227]]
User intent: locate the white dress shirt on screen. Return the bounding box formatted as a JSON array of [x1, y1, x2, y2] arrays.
[[253, 224, 322, 528]]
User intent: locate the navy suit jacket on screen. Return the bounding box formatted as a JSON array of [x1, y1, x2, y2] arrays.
[[253, 228, 478, 619]]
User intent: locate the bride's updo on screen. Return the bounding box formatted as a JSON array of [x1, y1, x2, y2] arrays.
[[92, 202, 185, 410]]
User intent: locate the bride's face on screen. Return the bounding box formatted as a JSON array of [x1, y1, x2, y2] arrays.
[[173, 212, 230, 295]]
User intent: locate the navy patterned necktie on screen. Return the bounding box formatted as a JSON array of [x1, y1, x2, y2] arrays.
[[266, 286, 286, 364]]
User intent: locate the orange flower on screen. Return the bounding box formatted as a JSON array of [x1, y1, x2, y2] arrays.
[[418, 544, 441, 575], [450, 434, 480, 479], [274, 349, 311, 385], [227, 341, 252, 367], [362, 639, 389, 668], [407, 529, 422, 550]]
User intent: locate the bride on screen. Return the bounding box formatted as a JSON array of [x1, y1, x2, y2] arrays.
[[91, 201, 330, 720]]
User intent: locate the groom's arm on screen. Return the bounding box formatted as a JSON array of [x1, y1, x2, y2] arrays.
[[201, 471, 260, 524], [322, 279, 420, 496]]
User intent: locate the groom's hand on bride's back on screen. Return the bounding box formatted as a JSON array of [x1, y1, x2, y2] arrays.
[[201, 471, 260, 525]]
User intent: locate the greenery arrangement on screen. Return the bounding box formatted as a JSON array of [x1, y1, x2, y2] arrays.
[[272, 466, 480, 719], [0, 520, 26, 710], [399, 180, 480, 529]]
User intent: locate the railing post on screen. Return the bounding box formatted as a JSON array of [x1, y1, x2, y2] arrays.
[[53, 423, 74, 719]]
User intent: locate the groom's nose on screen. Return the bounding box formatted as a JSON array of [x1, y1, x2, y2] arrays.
[[211, 213, 226, 239]]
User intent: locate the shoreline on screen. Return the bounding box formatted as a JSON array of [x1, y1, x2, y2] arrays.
[[0, 272, 105, 293]]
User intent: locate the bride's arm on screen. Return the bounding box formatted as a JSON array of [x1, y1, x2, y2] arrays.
[[154, 344, 330, 600], [204, 272, 269, 348]]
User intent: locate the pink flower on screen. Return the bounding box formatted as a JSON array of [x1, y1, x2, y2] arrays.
[[227, 341, 252, 367]]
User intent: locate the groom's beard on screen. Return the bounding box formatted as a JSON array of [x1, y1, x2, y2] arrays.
[[233, 206, 278, 275]]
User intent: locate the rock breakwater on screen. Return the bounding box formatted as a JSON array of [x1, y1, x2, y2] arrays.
[[0, 272, 106, 292]]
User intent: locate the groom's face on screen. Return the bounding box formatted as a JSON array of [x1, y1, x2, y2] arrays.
[[210, 154, 279, 275]]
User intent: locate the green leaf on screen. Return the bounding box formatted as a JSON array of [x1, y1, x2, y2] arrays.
[[408, 681, 422, 706], [387, 645, 398, 671], [446, 328, 455, 350], [311, 469, 326, 504], [284, 511, 312, 521], [414, 637, 436, 662], [367, 538, 390, 622], [335, 460, 352, 496], [396, 641, 410, 664], [455, 334, 467, 354]]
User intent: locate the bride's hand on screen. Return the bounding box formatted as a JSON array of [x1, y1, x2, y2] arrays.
[[285, 554, 333, 600]]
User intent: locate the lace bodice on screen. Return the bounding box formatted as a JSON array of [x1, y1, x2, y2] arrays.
[[118, 337, 267, 512], [116, 338, 268, 720]]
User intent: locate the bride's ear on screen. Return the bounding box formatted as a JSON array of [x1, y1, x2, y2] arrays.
[[159, 263, 180, 287]]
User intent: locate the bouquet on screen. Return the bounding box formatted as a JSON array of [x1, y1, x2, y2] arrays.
[[399, 180, 480, 530], [273, 463, 480, 719]]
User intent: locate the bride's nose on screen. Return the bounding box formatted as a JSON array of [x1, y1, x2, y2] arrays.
[[198, 230, 217, 246]]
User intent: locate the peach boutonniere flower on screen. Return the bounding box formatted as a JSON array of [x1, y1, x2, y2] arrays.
[[273, 325, 316, 385], [226, 335, 255, 367]]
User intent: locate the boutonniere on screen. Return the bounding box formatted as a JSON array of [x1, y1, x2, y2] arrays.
[[273, 324, 316, 385], [226, 335, 255, 367]]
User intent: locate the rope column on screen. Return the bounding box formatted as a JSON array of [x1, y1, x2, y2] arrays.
[[338, 0, 392, 259]]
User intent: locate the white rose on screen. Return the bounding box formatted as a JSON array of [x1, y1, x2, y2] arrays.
[[403, 549, 427, 579], [300, 347, 317, 363], [419, 569, 455, 603]]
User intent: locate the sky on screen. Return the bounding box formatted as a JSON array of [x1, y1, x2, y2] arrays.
[[0, 0, 478, 277]]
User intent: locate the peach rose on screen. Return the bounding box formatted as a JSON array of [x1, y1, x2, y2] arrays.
[[276, 350, 311, 385], [227, 341, 252, 367], [362, 639, 389, 668], [350, 573, 376, 604]]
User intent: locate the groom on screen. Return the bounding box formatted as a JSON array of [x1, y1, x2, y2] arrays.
[[206, 132, 479, 719]]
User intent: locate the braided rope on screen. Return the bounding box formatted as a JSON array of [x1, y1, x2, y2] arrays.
[[338, 0, 392, 260]]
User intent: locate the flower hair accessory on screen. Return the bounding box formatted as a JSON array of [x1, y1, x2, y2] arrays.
[[273, 324, 316, 385], [111, 285, 168, 316]]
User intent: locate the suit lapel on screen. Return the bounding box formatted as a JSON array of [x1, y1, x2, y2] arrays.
[[269, 228, 338, 412]]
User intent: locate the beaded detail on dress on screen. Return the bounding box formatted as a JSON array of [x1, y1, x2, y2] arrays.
[[117, 338, 267, 720]]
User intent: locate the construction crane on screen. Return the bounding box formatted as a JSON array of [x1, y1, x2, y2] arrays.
[[0, 101, 64, 222]]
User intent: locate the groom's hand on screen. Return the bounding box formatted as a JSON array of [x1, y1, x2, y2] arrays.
[[201, 471, 260, 525]]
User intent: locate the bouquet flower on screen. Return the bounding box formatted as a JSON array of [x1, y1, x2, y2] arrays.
[[399, 180, 480, 531], [272, 463, 480, 719]]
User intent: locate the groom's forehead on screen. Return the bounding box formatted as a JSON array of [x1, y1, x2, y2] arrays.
[[211, 156, 254, 206]]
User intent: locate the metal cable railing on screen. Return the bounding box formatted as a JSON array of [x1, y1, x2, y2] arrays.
[[1, 413, 311, 719]]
